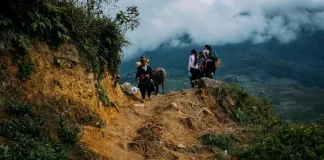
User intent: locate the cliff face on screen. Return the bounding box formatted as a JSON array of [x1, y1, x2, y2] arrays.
[[0, 41, 130, 124]]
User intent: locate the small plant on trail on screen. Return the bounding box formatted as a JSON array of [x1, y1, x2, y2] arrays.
[[201, 133, 237, 150], [52, 78, 63, 88]]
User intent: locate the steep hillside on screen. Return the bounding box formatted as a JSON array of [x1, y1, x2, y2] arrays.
[[1, 42, 323, 160], [0, 42, 132, 159], [0, 0, 139, 158]]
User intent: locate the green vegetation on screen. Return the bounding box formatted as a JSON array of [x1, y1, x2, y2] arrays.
[[0, 0, 139, 79], [225, 84, 277, 126], [201, 133, 237, 150], [17, 57, 36, 80], [96, 83, 111, 107], [0, 101, 96, 159], [199, 85, 324, 160], [239, 122, 324, 160], [52, 78, 63, 88]]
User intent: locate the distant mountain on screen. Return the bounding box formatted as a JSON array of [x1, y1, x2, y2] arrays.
[[119, 31, 324, 122], [120, 31, 324, 88]]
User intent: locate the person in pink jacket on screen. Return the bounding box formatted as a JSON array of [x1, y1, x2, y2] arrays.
[[188, 49, 199, 88]]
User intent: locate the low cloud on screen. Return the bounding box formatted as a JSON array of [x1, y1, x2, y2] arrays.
[[117, 0, 324, 60]]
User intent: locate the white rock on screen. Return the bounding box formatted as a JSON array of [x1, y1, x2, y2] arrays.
[[121, 82, 139, 95], [177, 144, 186, 148], [133, 104, 145, 107]]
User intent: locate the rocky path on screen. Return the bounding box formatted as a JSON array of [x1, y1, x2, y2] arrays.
[[82, 86, 239, 160], [82, 93, 175, 160]]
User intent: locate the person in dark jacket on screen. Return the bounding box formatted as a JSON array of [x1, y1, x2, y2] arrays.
[[136, 57, 153, 103], [203, 45, 216, 78], [197, 51, 206, 78]]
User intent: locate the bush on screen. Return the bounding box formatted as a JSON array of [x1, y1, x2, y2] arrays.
[[234, 108, 246, 123], [0, 0, 139, 78], [17, 57, 35, 81], [59, 125, 80, 145], [226, 85, 276, 126], [240, 122, 324, 160], [6, 103, 33, 117], [201, 133, 237, 150], [96, 83, 111, 107], [0, 101, 93, 159]]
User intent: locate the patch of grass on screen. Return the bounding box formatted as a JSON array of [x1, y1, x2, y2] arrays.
[[234, 108, 246, 123], [239, 121, 324, 160], [225, 84, 276, 126], [17, 57, 35, 81], [317, 115, 324, 125], [0, 101, 97, 159], [201, 133, 238, 150], [95, 83, 110, 107], [52, 78, 63, 88], [212, 153, 225, 160], [188, 145, 203, 154], [201, 85, 324, 160]]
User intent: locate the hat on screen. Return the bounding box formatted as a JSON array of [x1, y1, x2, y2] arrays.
[[140, 57, 147, 62]]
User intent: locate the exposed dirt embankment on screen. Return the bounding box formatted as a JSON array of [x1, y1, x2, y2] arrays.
[[0, 42, 131, 124]]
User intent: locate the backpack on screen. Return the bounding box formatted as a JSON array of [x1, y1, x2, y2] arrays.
[[135, 61, 141, 69], [210, 51, 218, 61], [215, 58, 221, 70], [211, 51, 221, 70]]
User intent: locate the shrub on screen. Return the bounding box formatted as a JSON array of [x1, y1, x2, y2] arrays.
[[201, 133, 237, 150], [0, 0, 139, 78], [234, 108, 246, 123], [59, 124, 80, 145], [17, 57, 35, 81], [52, 78, 63, 88], [226, 84, 276, 126], [0, 101, 94, 159], [95, 83, 111, 107], [239, 122, 324, 160]]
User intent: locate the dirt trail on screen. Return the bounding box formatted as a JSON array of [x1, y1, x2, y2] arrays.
[[82, 92, 178, 159], [82, 88, 239, 160]]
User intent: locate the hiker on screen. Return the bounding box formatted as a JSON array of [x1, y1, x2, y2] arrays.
[[203, 45, 217, 79], [188, 49, 199, 88], [197, 51, 206, 78], [136, 57, 153, 103]]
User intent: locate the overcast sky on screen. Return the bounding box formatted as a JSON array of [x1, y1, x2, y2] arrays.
[[116, 0, 324, 60]]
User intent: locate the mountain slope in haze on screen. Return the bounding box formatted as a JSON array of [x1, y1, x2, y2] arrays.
[[119, 31, 324, 122]]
